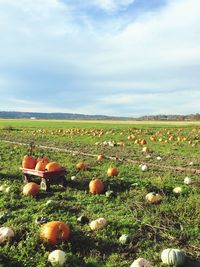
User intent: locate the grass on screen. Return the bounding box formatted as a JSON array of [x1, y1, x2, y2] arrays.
[[0, 119, 199, 267]]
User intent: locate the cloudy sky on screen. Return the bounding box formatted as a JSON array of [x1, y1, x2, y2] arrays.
[[0, 0, 199, 117]]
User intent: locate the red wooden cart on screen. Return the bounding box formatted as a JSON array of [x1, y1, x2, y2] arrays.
[[20, 167, 67, 191]]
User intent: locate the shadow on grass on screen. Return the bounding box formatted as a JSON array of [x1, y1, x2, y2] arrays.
[[183, 258, 200, 267]]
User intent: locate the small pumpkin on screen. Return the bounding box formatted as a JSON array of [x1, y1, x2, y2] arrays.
[[89, 218, 108, 230], [22, 155, 36, 169], [23, 182, 40, 197], [107, 166, 119, 177], [140, 139, 147, 145], [119, 234, 130, 245], [140, 164, 148, 171], [76, 162, 88, 170], [130, 258, 152, 267], [161, 248, 186, 266], [0, 227, 15, 244], [48, 250, 66, 267], [35, 160, 48, 171], [36, 156, 49, 164], [97, 154, 105, 161], [45, 162, 62, 172], [184, 177, 192, 185], [173, 187, 182, 194], [40, 221, 70, 245], [145, 192, 162, 203], [89, 178, 104, 194]]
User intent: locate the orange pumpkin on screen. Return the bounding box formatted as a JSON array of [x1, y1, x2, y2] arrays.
[[97, 155, 105, 161], [76, 162, 88, 170], [36, 157, 49, 164], [35, 160, 48, 171], [140, 139, 147, 145], [107, 166, 119, 177], [45, 162, 62, 171], [23, 182, 40, 196], [22, 155, 36, 169], [40, 221, 70, 245], [89, 178, 104, 194]]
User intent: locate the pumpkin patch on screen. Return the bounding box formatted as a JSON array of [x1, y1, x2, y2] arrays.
[[0, 120, 199, 266]]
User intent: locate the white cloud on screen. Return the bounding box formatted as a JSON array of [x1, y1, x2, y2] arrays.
[[0, 0, 199, 116], [92, 0, 135, 12]]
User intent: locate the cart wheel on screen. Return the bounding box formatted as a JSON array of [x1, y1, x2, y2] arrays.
[[40, 179, 50, 191], [60, 176, 67, 188], [24, 174, 30, 183]]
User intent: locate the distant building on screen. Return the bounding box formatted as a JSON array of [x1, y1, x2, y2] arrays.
[[30, 117, 36, 120]]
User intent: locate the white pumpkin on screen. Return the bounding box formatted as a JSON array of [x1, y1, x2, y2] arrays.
[[119, 234, 130, 245], [0, 227, 15, 244], [173, 187, 182, 194], [145, 192, 162, 203], [71, 176, 76, 181], [184, 177, 192, 185], [130, 258, 152, 267], [89, 218, 107, 230], [48, 250, 66, 267], [141, 165, 148, 171], [161, 248, 186, 266]]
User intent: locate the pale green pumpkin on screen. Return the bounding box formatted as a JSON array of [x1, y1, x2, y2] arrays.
[[161, 248, 185, 266]]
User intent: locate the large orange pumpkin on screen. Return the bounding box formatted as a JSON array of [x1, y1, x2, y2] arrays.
[[45, 162, 62, 171], [23, 182, 40, 197], [22, 155, 36, 169], [35, 160, 48, 171], [89, 178, 104, 194], [107, 166, 119, 177], [40, 221, 70, 245]]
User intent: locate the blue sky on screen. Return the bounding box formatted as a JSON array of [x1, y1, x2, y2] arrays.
[[0, 0, 199, 117]]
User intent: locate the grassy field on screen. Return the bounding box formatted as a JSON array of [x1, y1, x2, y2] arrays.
[[0, 119, 199, 267]]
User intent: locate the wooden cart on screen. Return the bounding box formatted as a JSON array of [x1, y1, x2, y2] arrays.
[[20, 167, 67, 191]]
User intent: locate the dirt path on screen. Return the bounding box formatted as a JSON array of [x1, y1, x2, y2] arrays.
[[1, 139, 200, 175]]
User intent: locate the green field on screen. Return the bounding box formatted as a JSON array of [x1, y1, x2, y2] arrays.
[[0, 119, 199, 267]]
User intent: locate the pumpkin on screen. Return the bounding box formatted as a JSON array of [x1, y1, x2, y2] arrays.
[[130, 258, 152, 267], [22, 155, 36, 169], [184, 177, 192, 185], [119, 234, 130, 245], [97, 154, 105, 161], [45, 162, 62, 172], [107, 166, 119, 177], [142, 147, 149, 153], [0, 227, 15, 244], [23, 182, 40, 197], [173, 187, 182, 194], [140, 139, 147, 145], [40, 221, 70, 245], [141, 164, 148, 171], [36, 156, 49, 164], [89, 178, 104, 194], [89, 218, 108, 230], [161, 248, 186, 266], [35, 160, 48, 171], [76, 162, 88, 170], [48, 250, 66, 267], [145, 192, 162, 203]]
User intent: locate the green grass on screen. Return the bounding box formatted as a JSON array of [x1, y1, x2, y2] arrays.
[[0, 120, 199, 267]]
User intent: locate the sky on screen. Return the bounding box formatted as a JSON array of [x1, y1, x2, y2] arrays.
[[0, 0, 199, 117]]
